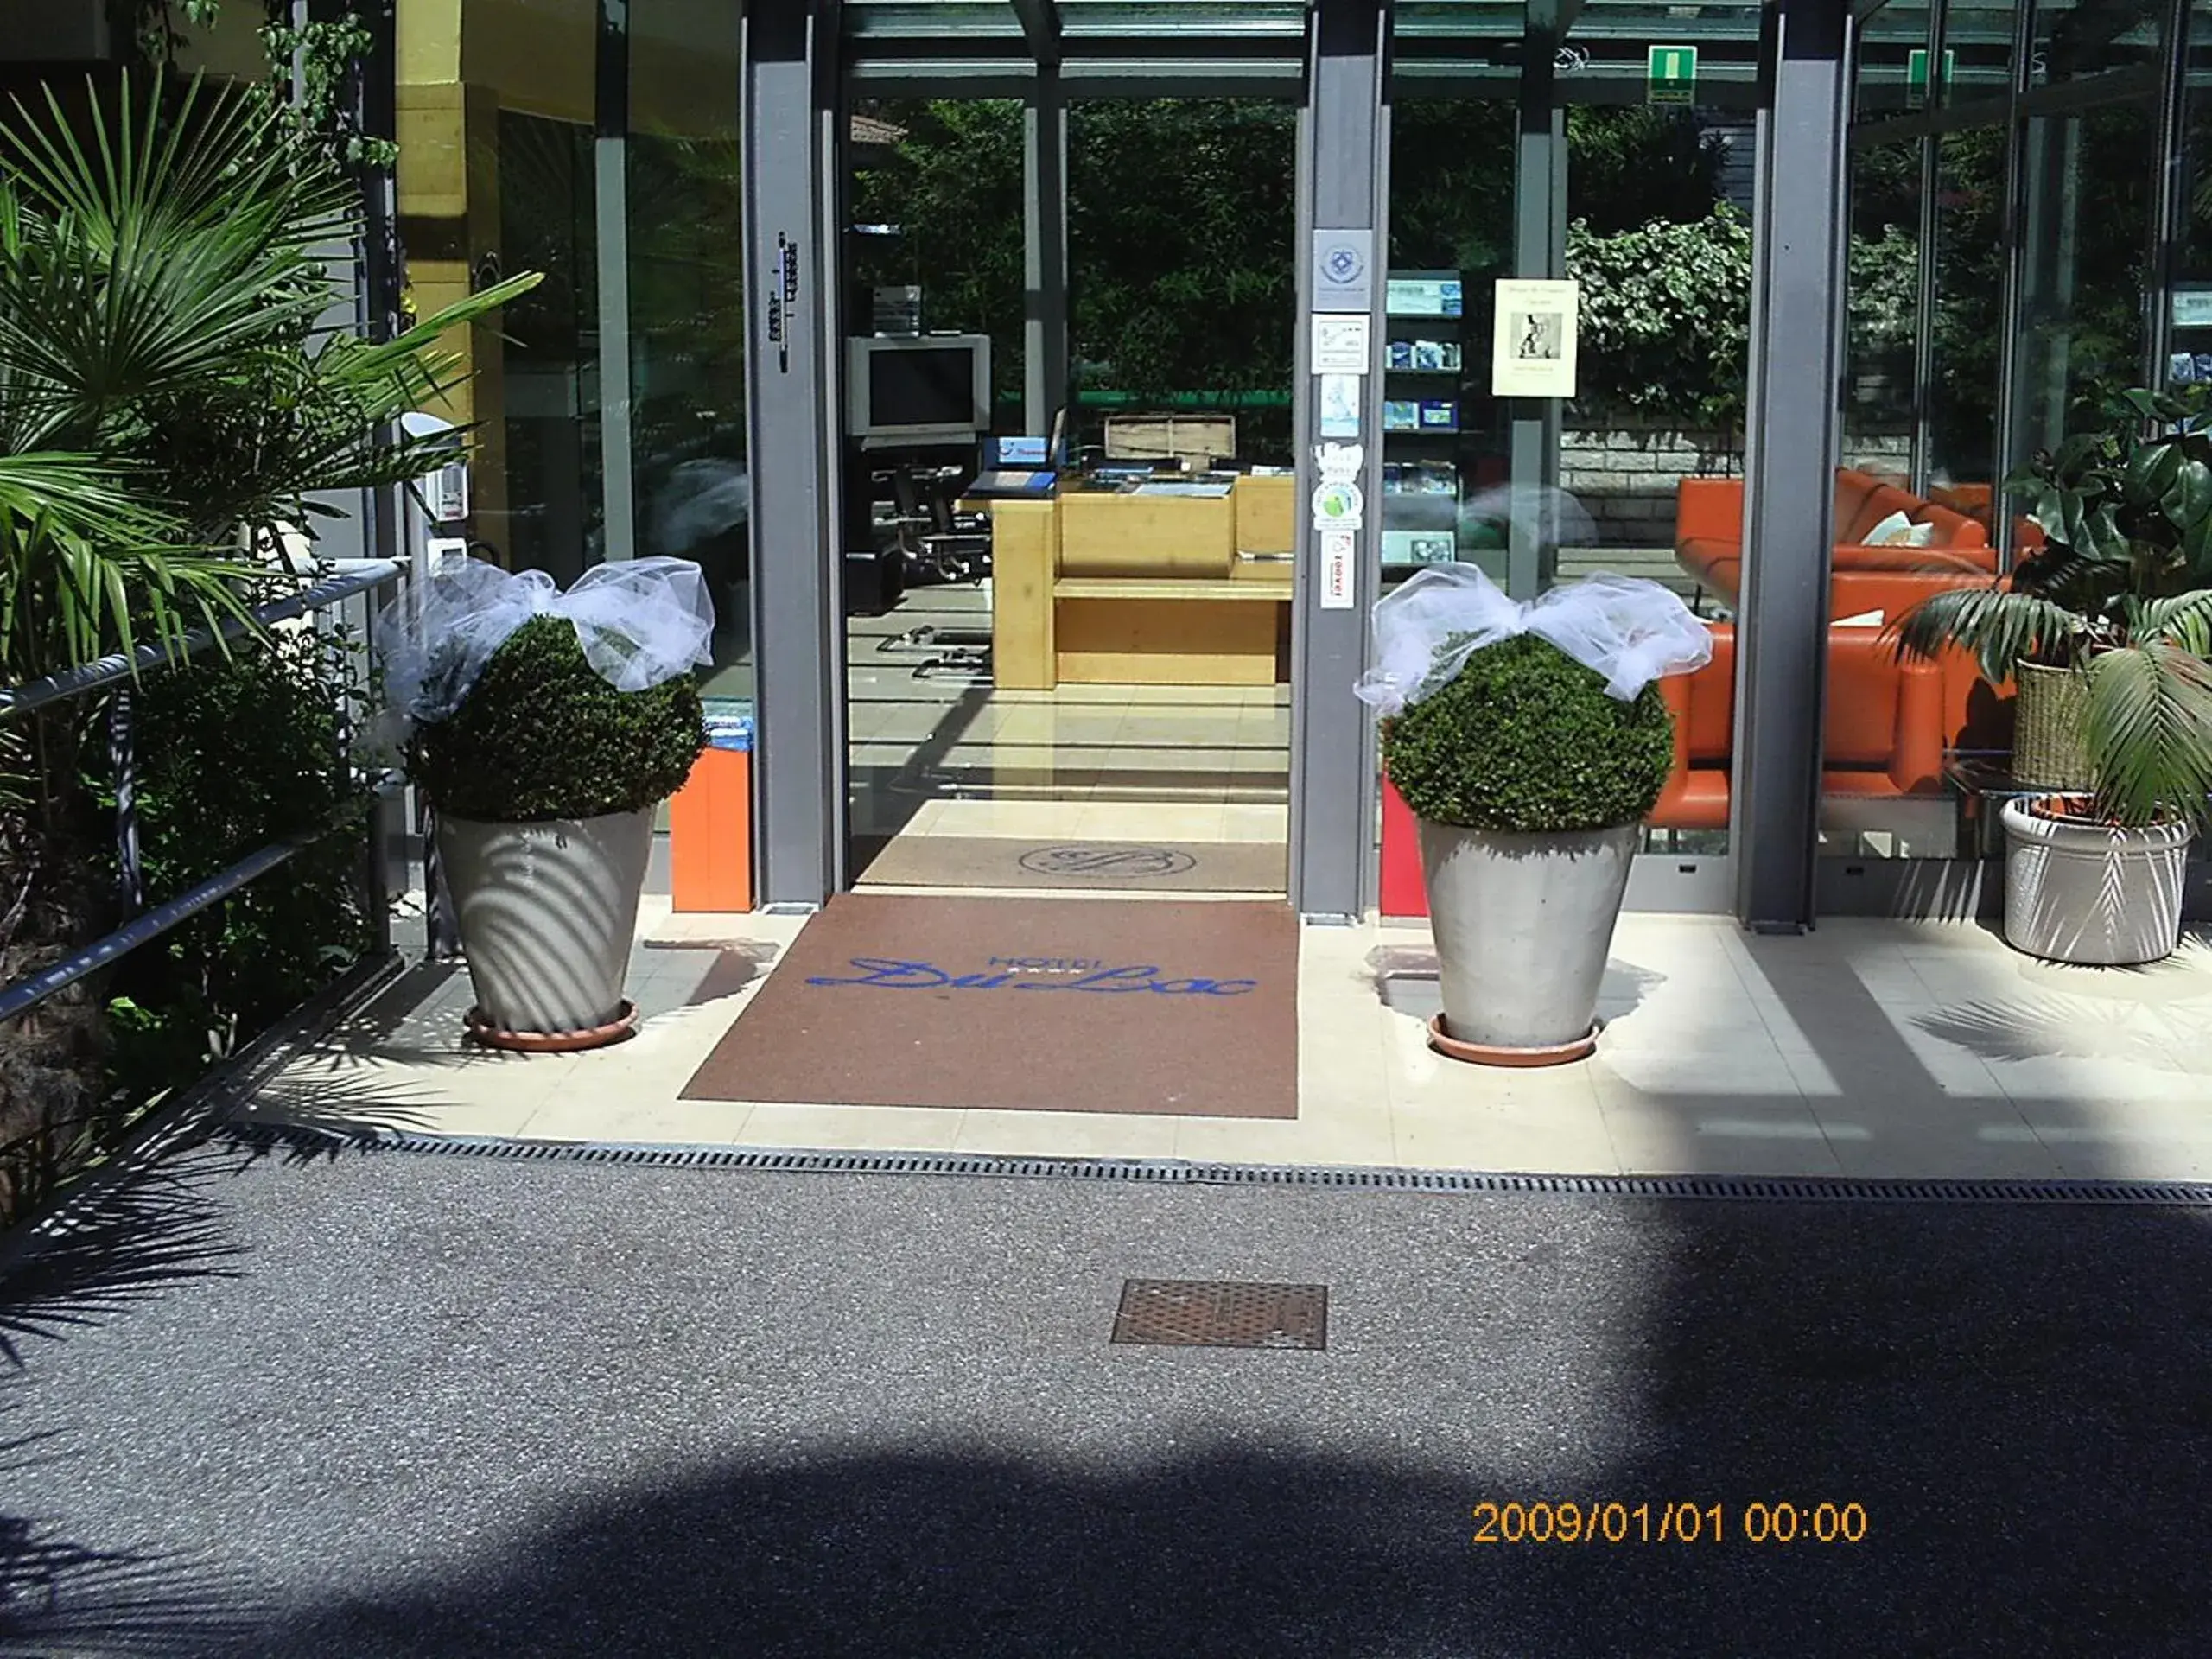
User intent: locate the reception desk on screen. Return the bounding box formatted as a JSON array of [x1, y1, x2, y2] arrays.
[[988, 474, 1295, 690]]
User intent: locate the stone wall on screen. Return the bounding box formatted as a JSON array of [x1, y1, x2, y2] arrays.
[[1560, 424, 1740, 549], [1559, 421, 1913, 549]]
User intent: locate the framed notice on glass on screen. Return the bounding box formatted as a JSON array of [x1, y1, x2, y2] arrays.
[[1491, 278, 1580, 399]]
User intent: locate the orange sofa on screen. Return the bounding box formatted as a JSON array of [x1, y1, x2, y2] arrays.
[[1650, 621, 1992, 832], [1675, 470, 1999, 621]]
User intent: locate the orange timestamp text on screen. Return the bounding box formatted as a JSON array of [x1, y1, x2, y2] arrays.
[[1471, 1500, 1868, 1546]]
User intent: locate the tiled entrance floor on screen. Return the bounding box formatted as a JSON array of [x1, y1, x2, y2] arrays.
[[244, 901, 2212, 1183], [846, 584, 1293, 887]]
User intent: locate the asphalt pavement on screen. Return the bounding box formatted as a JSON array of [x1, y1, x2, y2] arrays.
[[5, 1136, 2211, 1657]]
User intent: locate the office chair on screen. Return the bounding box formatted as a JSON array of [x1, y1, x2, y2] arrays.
[[880, 458, 990, 585]]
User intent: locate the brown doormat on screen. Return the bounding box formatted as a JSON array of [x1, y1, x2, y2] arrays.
[[855, 835, 1287, 893], [681, 893, 1297, 1117]]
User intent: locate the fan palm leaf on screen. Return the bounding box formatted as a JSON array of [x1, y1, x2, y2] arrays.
[[0, 79, 349, 449], [0, 71, 537, 679], [0, 454, 256, 677]]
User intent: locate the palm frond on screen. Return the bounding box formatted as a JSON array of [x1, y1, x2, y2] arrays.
[[2082, 641, 2212, 830], [0, 74, 353, 444], [0, 452, 154, 531], [1890, 583, 2083, 681], [2133, 588, 2212, 656], [0, 70, 534, 683], [0, 454, 264, 677]]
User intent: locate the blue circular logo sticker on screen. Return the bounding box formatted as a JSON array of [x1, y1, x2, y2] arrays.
[[1324, 245, 1364, 286]]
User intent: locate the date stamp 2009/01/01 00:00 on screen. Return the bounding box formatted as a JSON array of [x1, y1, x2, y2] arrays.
[[1472, 1501, 1869, 1547]]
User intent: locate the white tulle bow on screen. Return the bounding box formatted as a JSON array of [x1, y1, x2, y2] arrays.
[[378, 555, 716, 732], [1352, 563, 1713, 715]]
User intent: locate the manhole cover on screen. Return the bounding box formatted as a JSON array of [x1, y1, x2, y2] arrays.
[[1110, 1280, 1328, 1350], [1020, 845, 1199, 878]]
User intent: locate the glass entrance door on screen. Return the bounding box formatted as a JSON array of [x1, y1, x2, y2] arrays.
[[836, 90, 1297, 899], [1385, 3, 1767, 907]]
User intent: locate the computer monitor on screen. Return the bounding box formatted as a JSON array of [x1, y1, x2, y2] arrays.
[[847, 334, 992, 446]]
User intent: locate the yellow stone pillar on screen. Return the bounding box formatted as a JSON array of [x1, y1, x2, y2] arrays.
[[397, 0, 509, 554]]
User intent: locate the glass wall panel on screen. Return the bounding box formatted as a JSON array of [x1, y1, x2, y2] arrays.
[[1831, 0, 2165, 876], [2028, 0, 2164, 83], [1857, 4, 1936, 119], [1382, 97, 1753, 603], [1385, 35, 1759, 866], [2177, 1, 2212, 279], [848, 99, 1027, 421], [1945, 1, 2022, 104], [1824, 86, 1967, 861], [1384, 96, 1514, 579], [1558, 102, 1753, 624], [2010, 99, 2155, 463], [1580, 102, 1752, 602], [630, 0, 750, 696], [391, 0, 601, 582], [1845, 137, 1921, 487], [2174, 0, 2212, 378], [1927, 125, 2007, 524], [495, 109, 603, 585], [1067, 99, 1297, 462]]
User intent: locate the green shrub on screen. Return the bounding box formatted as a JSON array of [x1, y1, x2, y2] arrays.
[[101, 627, 374, 1104], [408, 615, 708, 823], [1382, 634, 1675, 834], [1567, 207, 1753, 429]]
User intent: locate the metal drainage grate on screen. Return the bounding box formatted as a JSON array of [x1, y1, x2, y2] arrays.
[[1111, 1279, 1328, 1351], [221, 1125, 2212, 1207]]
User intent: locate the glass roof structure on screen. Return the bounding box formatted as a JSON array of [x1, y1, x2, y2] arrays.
[[842, 0, 1775, 92], [843, 0, 1307, 92]]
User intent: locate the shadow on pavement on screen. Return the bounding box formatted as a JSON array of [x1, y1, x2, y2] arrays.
[[10, 931, 2212, 1657], [236, 1198, 2212, 1658], [0, 1138, 264, 1653], [0, 1139, 244, 1363]]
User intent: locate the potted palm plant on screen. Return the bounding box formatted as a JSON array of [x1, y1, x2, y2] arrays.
[[394, 564, 712, 1050], [1896, 385, 2212, 965], [0, 73, 538, 1201], [1363, 567, 1703, 1065]]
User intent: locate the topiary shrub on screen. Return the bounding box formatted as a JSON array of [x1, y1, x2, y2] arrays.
[[1382, 633, 1675, 833], [407, 615, 708, 823]]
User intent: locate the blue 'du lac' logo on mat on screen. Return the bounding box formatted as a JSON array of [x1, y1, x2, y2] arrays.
[[807, 955, 1256, 996]]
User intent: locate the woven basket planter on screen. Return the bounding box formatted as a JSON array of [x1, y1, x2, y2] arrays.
[[2012, 660, 2094, 791]]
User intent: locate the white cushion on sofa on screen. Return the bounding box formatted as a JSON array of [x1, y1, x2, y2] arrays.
[[1863, 510, 1916, 545]]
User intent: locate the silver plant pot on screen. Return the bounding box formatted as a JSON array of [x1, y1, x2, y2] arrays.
[[2001, 798, 2193, 966], [1418, 817, 1640, 1054], [436, 809, 654, 1035]]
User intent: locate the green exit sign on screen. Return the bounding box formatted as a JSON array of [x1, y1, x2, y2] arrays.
[[1906, 47, 1956, 104], [1648, 44, 1697, 105]]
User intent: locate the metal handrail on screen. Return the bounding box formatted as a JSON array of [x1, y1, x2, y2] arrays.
[[0, 558, 404, 1023], [0, 559, 399, 715], [0, 774, 400, 1026]]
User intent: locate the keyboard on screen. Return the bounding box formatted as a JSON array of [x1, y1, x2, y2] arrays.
[[966, 470, 1058, 498]]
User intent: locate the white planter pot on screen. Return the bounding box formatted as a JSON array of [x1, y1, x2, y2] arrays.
[[436, 808, 654, 1035], [2000, 798, 2193, 966], [1418, 817, 1641, 1057]]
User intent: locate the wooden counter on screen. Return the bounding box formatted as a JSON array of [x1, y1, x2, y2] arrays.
[[988, 476, 1296, 690]]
